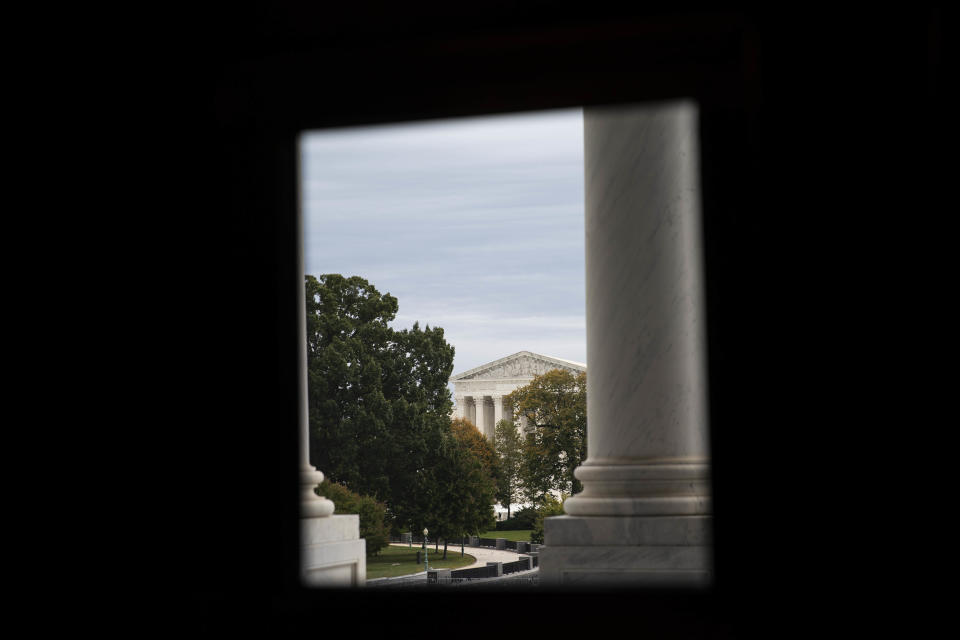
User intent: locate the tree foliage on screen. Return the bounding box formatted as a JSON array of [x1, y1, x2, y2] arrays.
[[506, 369, 587, 502], [493, 419, 523, 518], [316, 479, 391, 556], [429, 419, 497, 557], [451, 417, 499, 482], [530, 493, 566, 545], [306, 274, 455, 531]]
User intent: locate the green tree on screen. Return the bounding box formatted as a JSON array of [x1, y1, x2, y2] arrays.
[[506, 369, 587, 502], [316, 479, 391, 556], [430, 420, 497, 558], [530, 493, 566, 544], [305, 274, 455, 531], [494, 419, 523, 518], [451, 417, 499, 482]]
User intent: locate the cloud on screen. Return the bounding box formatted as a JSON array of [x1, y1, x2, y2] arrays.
[[302, 108, 586, 376]]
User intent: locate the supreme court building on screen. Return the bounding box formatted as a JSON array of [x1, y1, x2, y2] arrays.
[[449, 351, 587, 440]]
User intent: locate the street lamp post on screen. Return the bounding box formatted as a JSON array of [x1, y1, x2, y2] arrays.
[[423, 528, 429, 571]]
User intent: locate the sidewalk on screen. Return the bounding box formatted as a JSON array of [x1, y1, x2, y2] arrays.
[[390, 542, 521, 569], [366, 543, 534, 586]]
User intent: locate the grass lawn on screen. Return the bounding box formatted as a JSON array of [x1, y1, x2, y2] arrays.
[[477, 529, 534, 542], [367, 544, 477, 580]]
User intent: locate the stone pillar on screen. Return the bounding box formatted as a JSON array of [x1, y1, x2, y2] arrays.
[[539, 102, 711, 588], [492, 395, 503, 437], [427, 568, 451, 584], [298, 164, 365, 587], [474, 395, 487, 438], [454, 395, 465, 419], [467, 396, 477, 425]]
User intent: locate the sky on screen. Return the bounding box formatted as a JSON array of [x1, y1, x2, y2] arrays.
[[300, 108, 586, 384]]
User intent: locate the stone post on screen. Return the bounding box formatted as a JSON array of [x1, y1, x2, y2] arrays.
[[539, 102, 711, 587], [299, 242, 334, 520], [298, 150, 366, 586], [427, 568, 451, 584], [454, 395, 465, 419]]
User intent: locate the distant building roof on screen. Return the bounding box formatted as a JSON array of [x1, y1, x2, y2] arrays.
[[449, 350, 586, 382]]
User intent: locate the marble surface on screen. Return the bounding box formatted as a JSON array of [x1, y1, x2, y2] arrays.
[[541, 102, 712, 585], [540, 514, 711, 587], [565, 461, 710, 516], [563, 101, 710, 519], [582, 100, 708, 462], [544, 514, 710, 547], [302, 514, 366, 587]]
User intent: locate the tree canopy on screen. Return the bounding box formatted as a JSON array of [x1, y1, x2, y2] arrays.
[[506, 368, 587, 501], [493, 418, 523, 518], [306, 274, 455, 531], [429, 419, 497, 556]]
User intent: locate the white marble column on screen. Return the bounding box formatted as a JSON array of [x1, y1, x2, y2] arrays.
[[298, 150, 365, 586], [492, 395, 503, 435], [454, 395, 465, 419], [539, 102, 711, 588], [467, 396, 477, 425], [474, 395, 487, 438]]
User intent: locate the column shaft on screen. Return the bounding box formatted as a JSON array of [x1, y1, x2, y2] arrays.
[[540, 102, 711, 588], [467, 396, 477, 425], [563, 101, 710, 518], [474, 396, 487, 438], [298, 188, 334, 520]]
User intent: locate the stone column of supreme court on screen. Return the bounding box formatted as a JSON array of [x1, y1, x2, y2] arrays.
[[467, 396, 477, 425], [539, 102, 711, 587], [298, 159, 366, 586], [474, 396, 487, 439], [492, 395, 503, 430]]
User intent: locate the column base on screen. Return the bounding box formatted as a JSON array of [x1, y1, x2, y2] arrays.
[[563, 462, 710, 516], [539, 514, 711, 588], [302, 514, 366, 587]]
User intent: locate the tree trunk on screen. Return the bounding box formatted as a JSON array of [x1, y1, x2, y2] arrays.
[[443, 539, 448, 559]]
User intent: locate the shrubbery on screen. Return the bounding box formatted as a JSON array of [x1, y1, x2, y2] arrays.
[[513, 506, 539, 529], [316, 479, 391, 556], [494, 518, 523, 531], [494, 505, 539, 530], [530, 495, 566, 544]]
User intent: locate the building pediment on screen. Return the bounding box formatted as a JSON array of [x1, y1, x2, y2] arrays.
[[450, 351, 586, 382]]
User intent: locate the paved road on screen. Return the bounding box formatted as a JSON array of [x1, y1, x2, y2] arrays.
[[366, 543, 535, 586], [399, 542, 522, 568]]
